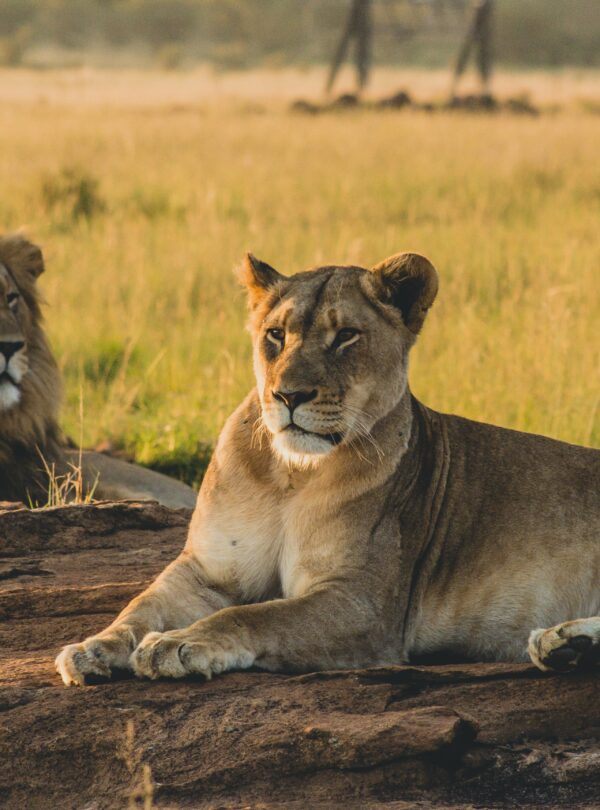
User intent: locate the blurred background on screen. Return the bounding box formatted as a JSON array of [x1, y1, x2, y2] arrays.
[[1, 0, 600, 72], [0, 0, 598, 486]]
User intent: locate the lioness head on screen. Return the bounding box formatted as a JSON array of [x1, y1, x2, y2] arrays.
[[239, 252, 438, 468], [0, 234, 60, 429]]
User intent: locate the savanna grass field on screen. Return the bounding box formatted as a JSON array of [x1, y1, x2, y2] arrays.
[[1, 67, 599, 486]]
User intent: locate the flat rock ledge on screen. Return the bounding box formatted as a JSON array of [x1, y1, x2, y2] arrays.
[[1, 501, 598, 809]]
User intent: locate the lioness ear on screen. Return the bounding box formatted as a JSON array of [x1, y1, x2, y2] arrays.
[[0, 234, 45, 283], [370, 252, 438, 334], [237, 253, 284, 309]]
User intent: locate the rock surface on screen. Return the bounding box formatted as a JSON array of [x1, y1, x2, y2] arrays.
[[1, 501, 598, 809]]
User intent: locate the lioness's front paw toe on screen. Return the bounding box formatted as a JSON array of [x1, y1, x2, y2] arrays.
[[55, 642, 112, 687], [130, 632, 192, 680], [528, 619, 600, 672]]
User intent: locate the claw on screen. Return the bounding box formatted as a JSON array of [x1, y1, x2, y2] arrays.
[[130, 633, 189, 680]]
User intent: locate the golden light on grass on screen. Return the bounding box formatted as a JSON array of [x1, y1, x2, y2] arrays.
[[32, 452, 98, 509], [0, 68, 598, 481]]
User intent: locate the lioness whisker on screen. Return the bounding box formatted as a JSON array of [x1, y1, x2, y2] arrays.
[[339, 405, 385, 461], [250, 416, 268, 450]]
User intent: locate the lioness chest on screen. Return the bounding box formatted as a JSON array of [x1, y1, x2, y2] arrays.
[[188, 483, 319, 602]]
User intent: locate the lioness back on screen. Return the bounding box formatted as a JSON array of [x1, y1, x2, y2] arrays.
[[407, 406, 599, 663]]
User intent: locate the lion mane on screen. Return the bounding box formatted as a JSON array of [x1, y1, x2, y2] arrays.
[[0, 234, 64, 503], [0, 233, 197, 510]]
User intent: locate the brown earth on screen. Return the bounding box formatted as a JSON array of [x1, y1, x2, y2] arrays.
[[1, 501, 598, 809]]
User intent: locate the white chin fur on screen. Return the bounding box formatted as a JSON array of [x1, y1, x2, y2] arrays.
[[0, 380, 21, 411], [272, 430, 334, 469]]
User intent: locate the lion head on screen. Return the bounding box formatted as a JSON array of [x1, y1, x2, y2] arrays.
[[238, 252, 438, 469], [0, 234, 63, 500]]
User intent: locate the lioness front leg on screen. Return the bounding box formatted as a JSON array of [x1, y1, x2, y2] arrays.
[[528, 617, 600, 672], [55, 553, 232, 686], [131, 586, 380, 680]]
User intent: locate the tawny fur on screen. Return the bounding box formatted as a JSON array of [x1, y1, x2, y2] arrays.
[[0, 233, 196, 509], [56, 252, 600, 686], [0, 234, 64, 503]]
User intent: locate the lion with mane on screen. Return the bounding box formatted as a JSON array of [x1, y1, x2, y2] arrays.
[[0, 233, 195, 509], [0, 234, 63, 502]]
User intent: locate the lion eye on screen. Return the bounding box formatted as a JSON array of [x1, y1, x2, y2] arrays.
[[333, 328, 361, 349], [266, 328, 285, 346], [6, 292, 19, 308]]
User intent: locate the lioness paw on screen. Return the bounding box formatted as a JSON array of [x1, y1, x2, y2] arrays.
[[55, 642, 112, 687], [130, 630, 254, 680], [528, 618, 600, 672], [55, 629, 134, 686], [130, 632, 193, 680]]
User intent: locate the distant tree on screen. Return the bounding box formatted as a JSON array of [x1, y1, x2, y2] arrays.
[[451, 0, 495, 96], [326, 0, 373, 95]]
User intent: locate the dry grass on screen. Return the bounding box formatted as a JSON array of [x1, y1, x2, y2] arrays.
[[0, 67, 598, 480], [33, 452, 98, 508], [120, 720, 155, 810]]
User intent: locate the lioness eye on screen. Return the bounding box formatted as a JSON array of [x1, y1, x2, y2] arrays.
[[266, 328, 285, 346], [7, 292, 19, 307], [333, 328, 361, 349]]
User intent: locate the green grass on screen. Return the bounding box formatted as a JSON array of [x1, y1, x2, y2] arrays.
[[0, 76, 598, 484]]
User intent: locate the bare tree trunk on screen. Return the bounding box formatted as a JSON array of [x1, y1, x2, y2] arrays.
[[475, 0, 494, 88], [326, 0, 373, 96], [451, 0, 495, 96]]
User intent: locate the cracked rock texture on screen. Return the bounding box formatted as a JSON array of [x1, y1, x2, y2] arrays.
[[1, 501, 599, 809]]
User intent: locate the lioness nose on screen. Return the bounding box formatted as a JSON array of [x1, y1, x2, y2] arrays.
[[0, 341, 24, 361], [273, 389, 317, 413]]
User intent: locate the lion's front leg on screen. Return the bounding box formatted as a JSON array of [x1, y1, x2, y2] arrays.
[[131, 587, 381, 680], [528, 617, 600, 672], [56, 553, 232, 686]]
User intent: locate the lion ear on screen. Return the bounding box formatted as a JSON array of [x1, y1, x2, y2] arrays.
[[236, 253, 284, 308], [0, 234, 45, 283], [370, 252, 438, 334], [19, 238, 45, 280]]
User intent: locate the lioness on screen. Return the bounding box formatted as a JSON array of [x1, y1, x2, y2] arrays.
[[56, 252, 600, 686], [0, 233, 195, 509]]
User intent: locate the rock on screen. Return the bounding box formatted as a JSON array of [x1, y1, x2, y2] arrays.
[[0, 501, 598, 809]]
